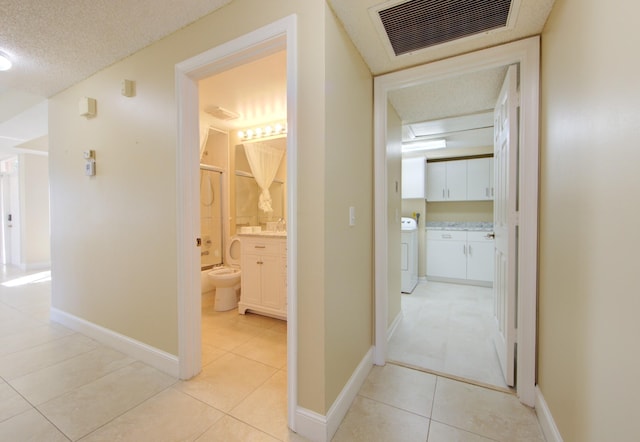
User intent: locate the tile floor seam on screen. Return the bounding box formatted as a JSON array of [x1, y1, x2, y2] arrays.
[[428, 417, 502, 442], [355, 392, 434, 421], [0, 334, 99, 381]]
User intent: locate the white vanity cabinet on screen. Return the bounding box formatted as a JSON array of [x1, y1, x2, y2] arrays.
[[239, 236, 287, 319], [426, 229, 494, 285], [426, 160, 467, 201], [466, 157, 494, 201]]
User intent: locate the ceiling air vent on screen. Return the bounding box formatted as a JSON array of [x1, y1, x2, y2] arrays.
[[378, 0, 513, 56]]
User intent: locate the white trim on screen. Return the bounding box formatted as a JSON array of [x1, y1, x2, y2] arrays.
[[387, 310, 402, 342], [175, 13, 299, 431], [535, 386, 564, 442], [50, 308, 179, 377], [295, 348, 374, 442], [373, 36, 540, 406], [19, 261, 51, 271]]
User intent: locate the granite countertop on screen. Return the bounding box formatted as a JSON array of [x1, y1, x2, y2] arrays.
[[426, 222, 493, 232]]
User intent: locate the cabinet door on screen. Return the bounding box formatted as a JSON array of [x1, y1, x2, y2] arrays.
[[466, 233, 495, 282], [402, 157, 426, 199], [467, 158, 492, 200], [426, 162, 446, 201], [426, 232, 467, 279], [260, 254, 284, 310], [446, 160, 467, 201], [241, 253, 263, 305]]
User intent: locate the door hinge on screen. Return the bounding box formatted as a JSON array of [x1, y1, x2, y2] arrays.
[[196, 237, 202, 247]]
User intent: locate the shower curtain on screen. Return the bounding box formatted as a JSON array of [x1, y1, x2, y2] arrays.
[[243, 142, 284, 213]]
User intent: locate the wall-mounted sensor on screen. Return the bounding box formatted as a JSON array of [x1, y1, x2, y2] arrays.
[[121, 79, 135, 97], [85, 159, 96, 176], [79, 97, 97, 118]]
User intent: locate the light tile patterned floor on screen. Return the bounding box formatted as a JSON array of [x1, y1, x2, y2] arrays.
[[388, 280, 509, 389], [0, 267, 544, 441]]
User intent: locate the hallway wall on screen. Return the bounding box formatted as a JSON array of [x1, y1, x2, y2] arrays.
[[538, 0, 640, 440]]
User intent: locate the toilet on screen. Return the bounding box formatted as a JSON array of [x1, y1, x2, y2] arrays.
[[208, 237, 241, 311]]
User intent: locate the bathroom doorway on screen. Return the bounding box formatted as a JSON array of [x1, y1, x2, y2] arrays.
[[175, 15, 298, 431]]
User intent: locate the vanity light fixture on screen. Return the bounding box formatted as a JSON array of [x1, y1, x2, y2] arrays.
[[401, 139, 447, 152], [238, 121, 287, 141], [0, 51, 12, 71]]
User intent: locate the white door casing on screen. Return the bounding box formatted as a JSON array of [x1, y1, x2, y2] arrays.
[[493, 64, 518, 387], [175, 15, 298, 429], [373, 37, 539, 406]]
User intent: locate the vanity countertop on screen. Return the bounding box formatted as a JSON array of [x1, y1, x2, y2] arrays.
[[237, 231, 287, 238], [426, 222, 493, 232]]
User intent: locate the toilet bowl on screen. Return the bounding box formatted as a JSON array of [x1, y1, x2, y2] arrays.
[[207, 237, 241, 311]]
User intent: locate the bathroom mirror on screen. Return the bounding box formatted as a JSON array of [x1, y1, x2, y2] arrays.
[[235, 136, 287, 229]]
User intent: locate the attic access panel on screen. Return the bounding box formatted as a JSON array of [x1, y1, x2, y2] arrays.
[[378, 0, 513, 56]]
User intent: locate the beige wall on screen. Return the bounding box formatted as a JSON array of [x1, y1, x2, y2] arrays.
[[20, 154, 50, 268], [324, 5, 374, 411], [387, 104, 402, 323], [48, 0, 361, 416], [539, 0, 640, 440]]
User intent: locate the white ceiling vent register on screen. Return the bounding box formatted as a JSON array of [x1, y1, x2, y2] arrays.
[[369, 0, 520, 58]]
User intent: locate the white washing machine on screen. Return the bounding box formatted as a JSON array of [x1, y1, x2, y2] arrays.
[[401, 217, 418, 293]]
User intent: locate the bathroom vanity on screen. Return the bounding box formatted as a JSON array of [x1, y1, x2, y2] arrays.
[[238, 233, 287, 319]]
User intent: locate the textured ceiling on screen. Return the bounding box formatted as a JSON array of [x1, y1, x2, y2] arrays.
[[0, 0, 233, 99]]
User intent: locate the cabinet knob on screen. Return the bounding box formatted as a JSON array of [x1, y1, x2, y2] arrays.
[[486, 232, 495, 239]]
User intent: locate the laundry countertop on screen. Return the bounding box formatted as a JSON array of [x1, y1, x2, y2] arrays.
[[426, 222, 493, 232]]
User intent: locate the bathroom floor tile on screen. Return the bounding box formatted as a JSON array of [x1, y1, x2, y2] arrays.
[[37, 361, 176, 440], [201, 318, 265, 351], [230, 370, 288, 440], [0, 409, 68, 442], [195, 415, 279, 442], [431, 377, 544, 441], [358, 363, 437, 417], [81, 387, 223, 442], [332, 395, 430, 442], [177, 353, 277, 412], [232, 328, 287, 369]]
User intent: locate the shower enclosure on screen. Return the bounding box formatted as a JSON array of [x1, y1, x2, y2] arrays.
[[200, 166, 223, 270]]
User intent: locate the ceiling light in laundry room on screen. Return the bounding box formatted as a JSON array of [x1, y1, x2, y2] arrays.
[[374, 0, 517, 57]]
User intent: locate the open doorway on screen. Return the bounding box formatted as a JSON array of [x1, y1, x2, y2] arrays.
[[373, 37, 540, 406], [175, 15, 299, 431]]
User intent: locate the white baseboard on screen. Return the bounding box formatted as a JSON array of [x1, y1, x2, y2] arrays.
[[387, 310, 402, 342], [50, 308, 179, 378], [535, 386, 563, 442], [19, 261, 51, 271], [294, 347, 373, 442]]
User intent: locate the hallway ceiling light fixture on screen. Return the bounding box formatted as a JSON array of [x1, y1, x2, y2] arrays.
[[205, 105, 239, 121], [0, 51, 12, 71], [238, 122, 287, 141], [402, 139, 447, 152]]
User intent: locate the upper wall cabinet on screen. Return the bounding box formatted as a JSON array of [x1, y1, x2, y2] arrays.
[[467, 157, 494, 201], [402, 157, 427, 199], [426, 160, 467, 201], [426, 157, 494, 202]]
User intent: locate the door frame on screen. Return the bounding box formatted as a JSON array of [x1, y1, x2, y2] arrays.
[[175, 14, 299, 427], [373, 36, 540, 406]]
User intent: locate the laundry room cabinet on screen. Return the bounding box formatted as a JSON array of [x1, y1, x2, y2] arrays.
[[426, 160, 467, 201], [426, 229, 494, 285], [239, 236, 287, 319], [402, 157, 427, 199], [467, 157, 494, 200]]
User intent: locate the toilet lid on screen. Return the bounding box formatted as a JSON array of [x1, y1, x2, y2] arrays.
[[228, 237, 241, 266]]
